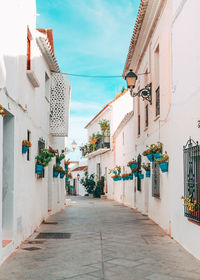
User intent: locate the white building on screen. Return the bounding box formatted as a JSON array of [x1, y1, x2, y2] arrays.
[[84, 90, 133, 198], [119, 0, 200, 260], [70, 162, 88, 196], [0, 0, 70, 264]]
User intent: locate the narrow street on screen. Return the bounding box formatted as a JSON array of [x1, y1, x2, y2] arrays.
[[0, 197, 199, 280]]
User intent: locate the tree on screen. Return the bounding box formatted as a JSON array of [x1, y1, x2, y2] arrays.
[[80, 172, 96, 194]]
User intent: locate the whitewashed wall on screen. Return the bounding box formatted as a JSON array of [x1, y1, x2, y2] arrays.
[[170, 0, 200, 260], [0, 0, 68, 264]]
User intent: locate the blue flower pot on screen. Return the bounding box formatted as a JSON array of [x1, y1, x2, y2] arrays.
[[114, 171, 117, 175], [56, 160, 61, 165], [130, 163, 137, 169], [134, 172, 138, 177], [139, 173, 144, 179], [113, 177, 118, 181], [35, 164, 44, 175], [159, 162, 168, 173], [53, 171, 59, 178], [118, 176, 122, 181], [146, 170, 150, 178], [65, 166, 68, 172], [122, 177, 126, 181], [65, 177, 69, 182], [129, 174, 133, 180], [146, 154, 154, 162], [118, 170, 121, 175], [60, 173, 65, 179], [22, 145, 29, 154], [153, 152, 162, 159]]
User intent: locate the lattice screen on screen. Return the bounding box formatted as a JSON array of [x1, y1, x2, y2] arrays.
[[50, 73, 70, 136]]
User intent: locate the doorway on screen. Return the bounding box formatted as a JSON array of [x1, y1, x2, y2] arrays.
[[2, 111, 14, 244]]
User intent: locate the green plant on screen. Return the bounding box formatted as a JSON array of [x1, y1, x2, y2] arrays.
[[94, 176, 105, 198], [121, 173, 129, 177], [115, 165, 121, 172], [127, 159, 137, 166], [181, 194, 200, 212], [143, 142, 163, 156], [53, 164, 64, 173], [56, 150, 65, 162], [80, 172, 96, 194], [22, 140, 32, 147], [66, 171, 72, 179], [142, 163, 150, 171], [156, 153, 169, 164], [0, 105, 6, 117], [121, 86, 126, 93], [99, 119, 110, 137]]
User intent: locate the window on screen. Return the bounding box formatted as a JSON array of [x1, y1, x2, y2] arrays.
[[152, 160, 160, 198], [154, 45, 160, 117], [138, 115, 140, 136], [45, 72, 50, 101], [27, 130, 31, 161], [156, 86, 160, 117], [38, 138, 45, 178], [137, 154, 142, 191], [183, 138, 200, 222], [27, 28, 31, 70], [145, 104, 148, 127], [97, 163, 101, 180]]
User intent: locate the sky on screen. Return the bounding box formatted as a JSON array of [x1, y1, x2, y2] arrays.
[[36, 0, 140, 161]]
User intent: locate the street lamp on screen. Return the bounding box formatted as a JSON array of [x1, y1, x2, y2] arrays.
[[125, 69, 152, 104], [65, 140, 77, 154]]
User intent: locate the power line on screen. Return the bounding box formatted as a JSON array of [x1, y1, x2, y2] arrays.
[[51, 70, 150, 79]]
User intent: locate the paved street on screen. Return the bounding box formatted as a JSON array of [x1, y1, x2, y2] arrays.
[[0, 197, 200, 280]]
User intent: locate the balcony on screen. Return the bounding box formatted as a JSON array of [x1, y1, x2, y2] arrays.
[[81, 137, 110, 159]]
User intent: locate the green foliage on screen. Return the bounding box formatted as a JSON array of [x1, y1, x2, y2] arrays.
[[93, 176, 105, 198], [56, 151, 65, 162], [53, 164, 65, 173], [35, 148, 56, 167], [99, 119, 110, 137], [80, 172, 96, 194], [121, 86, 126, 93]]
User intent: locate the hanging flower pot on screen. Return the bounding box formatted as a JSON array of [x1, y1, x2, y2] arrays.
[[114, 171, 117, 175], [129, 174, 133, 180], [153, 152, 162, 159], [146, 170, 151, 178], [66, 177, 69, 182], [118, 176, 122, 181], [60, 173, 65, 179], [158, 162, 168, 173], [134, 172, 138, 177], [35, 164, 44, 175], [65, 165, 68, 172], [146, 154, 154, 162], [53, 171, 59, 178], [130, 163, 137, 169], [139, 173, 144, 179], [22, 145, 29, 154], [118, 170, 121, 175], [56, 159, 61, 165]]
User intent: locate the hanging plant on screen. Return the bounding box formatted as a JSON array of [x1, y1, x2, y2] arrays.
[[22, 140, 32, 154], [127, 158, 137, 169], [156, 153, 169, 172], [56, 150, 65, 164], [0, 105, 6, 117]]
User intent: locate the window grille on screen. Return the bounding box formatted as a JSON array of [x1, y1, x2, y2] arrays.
[[50, 73, 70, 136], [155, 86, 160, 117], [27, 130, 31, 161], [145, 104, 148, 127], [152, 159, 160, 198], [138, 115, 140, 136], [137, 154, 141, 191], [183, 138, 200, 222]]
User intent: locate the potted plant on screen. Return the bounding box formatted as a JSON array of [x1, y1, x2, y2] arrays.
[[115, 165, 121, 175], [56, 150, 65, 164], [156, 153, 169, 172], [142, 163, 151, 178], [99, 119, 110, 143], [0, 105, 6, 117], [128, 173, 133, 180], [22, 140, 32, 154], [142, 146, 154, 162], [60, 169, 66, 179], [35, 155, 45, 175], [64, 159, 70, 171], [112, 174, 121, 181], [138, 170, 144, 179], [127, 159, 137, 169], [181, 194, 200, 214], [151, 142, 163, 159], [121, 173, 129, 181], [80, 172, 96, 197], [131, 167, 138, 177]]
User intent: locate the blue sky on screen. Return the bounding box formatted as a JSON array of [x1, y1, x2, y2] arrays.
[[36, 0, 140, 160]]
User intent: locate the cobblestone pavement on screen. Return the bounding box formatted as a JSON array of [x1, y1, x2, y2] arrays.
[[0, 197, 200, 280]]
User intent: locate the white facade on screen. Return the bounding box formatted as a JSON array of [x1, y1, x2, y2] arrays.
[[70, 162, 88, 196], [113, 0, 200, 260], [85, 91, 133, 197], [0, 0, 70, 264]]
